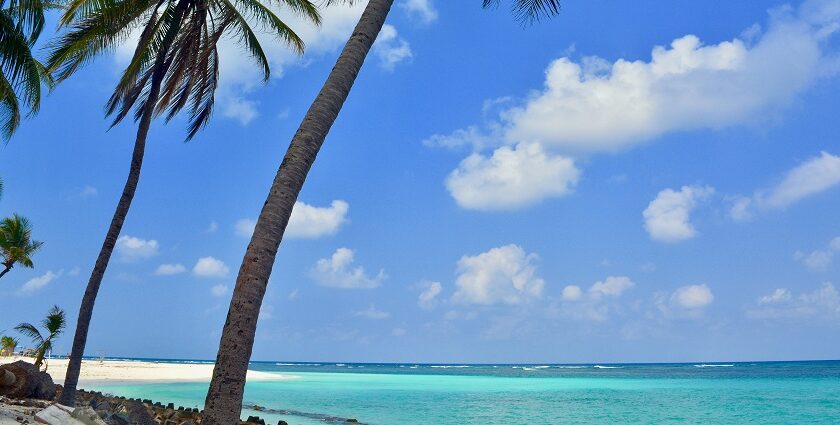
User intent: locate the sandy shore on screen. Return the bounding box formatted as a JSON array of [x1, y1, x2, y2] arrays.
[[0, 356, 290, 384]]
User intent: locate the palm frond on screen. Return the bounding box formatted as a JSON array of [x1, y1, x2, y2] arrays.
[[14, 322, 43, 345]]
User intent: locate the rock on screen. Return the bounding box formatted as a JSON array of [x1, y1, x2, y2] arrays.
[[0, 369, 15, 386], [346, 419, 359, 423], [107, 413, 131, 425], [277, 421, 288, 425], [34, 405, 83, 424], [0, 361, 56, 400], [71, 407, 108, 425], [122, 401, 156, 425]]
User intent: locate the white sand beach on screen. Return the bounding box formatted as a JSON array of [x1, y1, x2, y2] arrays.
[[0, 356, 290, 384]]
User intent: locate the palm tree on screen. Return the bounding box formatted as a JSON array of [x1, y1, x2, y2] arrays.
[[202, 0, 563, 422], [0, 0, 55, 138], [15, 305, 66, 371], [0, 213, 43, 278], [0, 335, 18, 356], [48, 0, 323, 406]]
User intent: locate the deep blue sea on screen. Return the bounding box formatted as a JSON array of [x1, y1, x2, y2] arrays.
[[83, 359, 840, 424]]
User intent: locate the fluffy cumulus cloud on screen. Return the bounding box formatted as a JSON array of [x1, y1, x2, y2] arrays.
[[155, 263, 186, 276], [374, 24, 413, 71], [310, 248, 386, 289], [115, 236, 159, 262], [418, 281, 443, 309], [210, 284, 229, 297], [452, 245, 545, 305], [445, 143, 580, 210], [18, 270, 62, 294], [748, 283, 840, 321], [401, 0, 438, 23], [589, 276, 636, 299], [236, 200, 349, 239], [428, 0, 840, 208], [193, 257, 230, 278], [558, 276, 635, 321], [656, 284, 715, 318], [732, 152, 840, 220], [643, 185, 714, 243], [795, 236, 840, 271]]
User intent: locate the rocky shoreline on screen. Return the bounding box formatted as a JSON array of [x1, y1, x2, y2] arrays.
[[1, 360, 362, 425]]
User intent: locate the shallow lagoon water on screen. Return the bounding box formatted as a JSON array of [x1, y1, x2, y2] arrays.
[[87, 360, 840, 424]]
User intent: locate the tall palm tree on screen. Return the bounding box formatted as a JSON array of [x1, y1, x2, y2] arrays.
[[0, 335, 18, 356], [0, 213, 43, 278], [15, 305, 66, 371], [48, 0, 322, 406], [202, 1, 563, 422], [0, 0, 55, 138]]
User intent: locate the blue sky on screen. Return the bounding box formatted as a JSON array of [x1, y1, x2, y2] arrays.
[[2, 0, 840, 363]]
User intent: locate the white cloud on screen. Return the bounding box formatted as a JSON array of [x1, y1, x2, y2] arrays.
[[222, 97, 259, 125], [236, 200, 349, 239], [234, 219, 257, 238], [373, 24, 413, 71], [441, 1, 839, 154], [671, 284, 715, 309], [18, 270, 61, 294], [759, 288, 792, 305], [287, 200, 349, 239], [733, 152, 840, 219], [748, 283, 840, 321], [79, 185, 98, 198], [643, 185, 714, 243], [452, 244, 545, 305], [309, 248, 386, 289], [193, 257, 230, 278], [418, 281, 443, 309], [354, 305, 390, 320], [589, 276, 636, 299], [794, 235, 840, 271], [428, 0, 840, 208], [210, 284, 229, 297], [206, 221, 219, 233], [401, 0, 438, 23], [446, 143, 580, 210], [115, 236, 159, 262], [155, 263, 186, 276], [561, 285, 583, 301], [391, 327, 407, 337]]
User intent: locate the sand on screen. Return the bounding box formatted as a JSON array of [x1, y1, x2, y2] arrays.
[[0, 356, 290, 384]]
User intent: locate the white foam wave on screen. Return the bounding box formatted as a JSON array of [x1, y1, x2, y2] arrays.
[[593, 365, 622, 369], [693, 364, 735, 368]]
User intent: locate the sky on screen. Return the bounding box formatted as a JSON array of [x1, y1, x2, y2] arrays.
[[1, 0, 840, 364]]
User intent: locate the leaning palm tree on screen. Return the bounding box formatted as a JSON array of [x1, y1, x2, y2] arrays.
[[202, 0, 563, 422], [0, 335, 18, 356], [0, 0, 55, 138], [0, 213, 43, 278], [49, 0, 322, 406], [15, 305, 66, 371]]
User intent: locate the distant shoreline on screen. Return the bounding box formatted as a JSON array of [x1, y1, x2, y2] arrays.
[[0, 356, 293, 385]]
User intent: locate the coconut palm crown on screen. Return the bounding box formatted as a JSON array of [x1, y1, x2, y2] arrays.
[[15, 305, 66, 370], [48, 0, 320, 138], [0, 213, 43, 278], [0, 0, 56, 138]]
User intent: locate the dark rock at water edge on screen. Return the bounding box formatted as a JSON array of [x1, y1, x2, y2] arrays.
[[0, 361, 56, 400]]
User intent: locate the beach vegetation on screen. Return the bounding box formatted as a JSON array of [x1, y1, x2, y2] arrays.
[[14, 305, 65, 371], [0, 213, 43, 278]]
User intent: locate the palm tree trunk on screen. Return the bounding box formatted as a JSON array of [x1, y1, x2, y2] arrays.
[[0, 263, 12, 279], [58, 66, 167, 407], [201, 0, 394, 422]]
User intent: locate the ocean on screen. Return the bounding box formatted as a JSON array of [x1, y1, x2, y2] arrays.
[[85, 360, 840, 424]]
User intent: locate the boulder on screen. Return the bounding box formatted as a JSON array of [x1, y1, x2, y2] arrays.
[[72, 406, 109, 425], [0, 361, 56, 400], [123, 401, 156, 425]]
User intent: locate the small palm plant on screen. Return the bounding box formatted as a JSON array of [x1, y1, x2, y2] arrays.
[[15, 305, 65, 371], [0, 0, 55, 138], [0, 213, 43, 278], [0, 335, 18, 356]]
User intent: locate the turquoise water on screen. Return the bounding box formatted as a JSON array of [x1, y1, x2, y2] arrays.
[[84, 361, 840, 424]]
